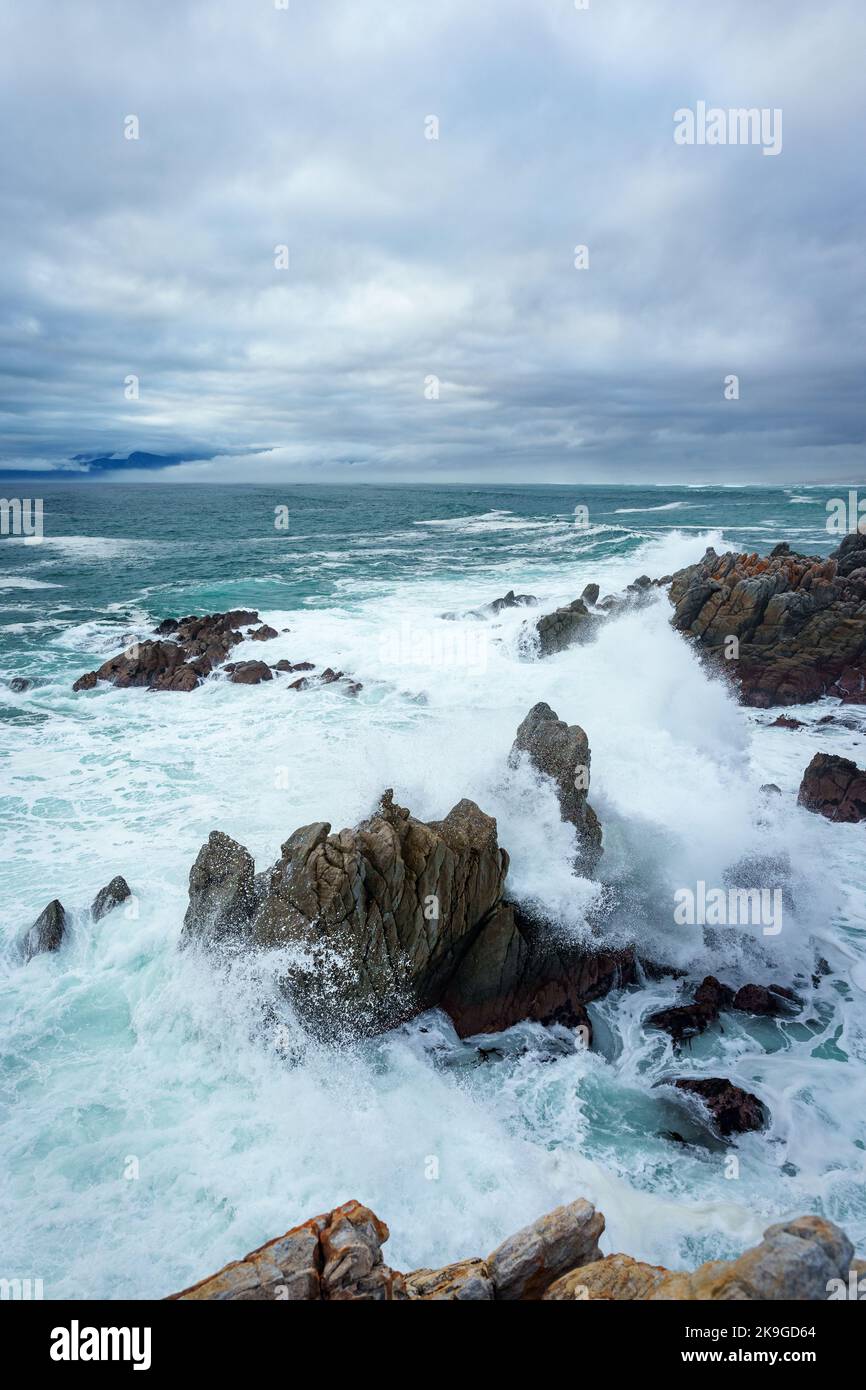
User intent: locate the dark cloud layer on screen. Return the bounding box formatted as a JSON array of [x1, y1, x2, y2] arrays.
[[0, 0, 863, 484]]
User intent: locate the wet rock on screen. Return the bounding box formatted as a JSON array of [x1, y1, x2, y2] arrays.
[[509, 701, 602, 875], [23, 899, 67, 959], [73, 610, 265, 693], [225, 660, 273, 685], [580, 583, 600, 605], [249, 624, 278, 641], [487, 589, 537, 614], [182, 831, 257, 945], [798, 751, 866, 822], [533, 598, 598, 656], [288, 676, 310, 690], [732, 983, 800, 1016], [343, 681, 363, 697], [693, 975, 735, 1010], [8, 676, 33, 692], [770, 715, 804, 729], [183, 793, 630, 1039], [91, 875, 131, 922], [487, 1198, 604, 1300], [760, 782, 782, 795], [646, 1001, 717, 1043], [668, 542, 866, 707], [672, 1077, 767, 1137]]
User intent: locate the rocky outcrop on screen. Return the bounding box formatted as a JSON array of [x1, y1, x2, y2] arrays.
[[509, 702, 602, 875], [533, 598, 598, 656], [91, 875, 131, 922], [667, 537, 866, 707], [441, 589, 537, 620], [73, 609, 263, 692], [798, 751, 866, 823], [182, 791, 633, 1039], [22, 899, 67, 960], [648, 975, 800, 1042], [671, 1077, 766, 1137], [169, 1200, 857, 1302]]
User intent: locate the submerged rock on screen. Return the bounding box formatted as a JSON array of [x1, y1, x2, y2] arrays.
[[798, 751, 866, 822], [668, 540, 866, 707], [672, 1077, 766, 1137], [509, 701, 602, 875], [23, 899, 67, 959], [91, 875, 132, 922]]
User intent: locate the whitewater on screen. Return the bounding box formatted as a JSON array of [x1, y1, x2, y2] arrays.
[[1, 484, 864, 1298]]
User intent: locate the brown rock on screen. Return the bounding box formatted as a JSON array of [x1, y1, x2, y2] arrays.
[[509, 702, 602, 875], [672, 1077, 767, 1137], [249, 624, 278, 641], [798, 751, 866, 822], [544, 1253, 670, 1301], [225, 660, 273, 685], [401, 1259, 494, 1300]]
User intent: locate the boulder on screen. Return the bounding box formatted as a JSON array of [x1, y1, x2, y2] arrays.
[[533, 598, 597, 656], [23, 899, 67, 960], [225, 661, 273, 685], [732, 982, 799, 1016], [183, 793, 631, 1039], [672, 1077, 767, 1137], [486, 1198, 604, 1300], [73, 610, 264, 693], [249, 625, 278, 641], [91, 875, 131, 922], [650, 1215, 853, 1301], [668, 543, 866, 707], [544, 1252, 669, 1300], [401, 1260, 493, 1301], [798, 751, 866, 822], [509, 701, 602, 875]]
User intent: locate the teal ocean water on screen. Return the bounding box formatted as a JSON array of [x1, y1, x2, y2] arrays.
[[1, 483, 864, 1297]]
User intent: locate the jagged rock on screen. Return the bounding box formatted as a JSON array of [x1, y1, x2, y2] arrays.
[[648, 974, 799, 1041], [225, 660, 273, 685], [544, 1253, 669, 1301], [581, 583, 600, 606], [672, 1077, 766, 1137], [168, 1200, 858, 1302], [533, 598, 598, 656], [91, 875, 131, 922], [509, 702, 602, 875], [182, 831, 257, 945], [441, 589, 538, 621], [401, 1259, 494, 1300], [183, 793, 630, 1038], [798, 751, 866, 822], [770, 715, 804, 729], [73, 610, 264, 693], [486, 1198, 604, 1300], [169, 1200, 399, 1301], [668, 542, 866, 707], [23, 899, 67, 959], [651, 1215, 853, 1301]]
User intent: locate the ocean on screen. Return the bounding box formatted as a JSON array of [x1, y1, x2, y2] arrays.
[[1, 482, 864, 1298]]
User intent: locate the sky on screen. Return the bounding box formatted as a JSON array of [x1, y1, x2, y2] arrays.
[[0, 0, 863, 486]]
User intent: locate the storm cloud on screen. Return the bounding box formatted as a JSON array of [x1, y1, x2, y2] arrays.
[[0, 0, 863, 483]]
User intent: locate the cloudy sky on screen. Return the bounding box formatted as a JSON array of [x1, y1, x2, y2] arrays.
[[0, 0, 863, 485]]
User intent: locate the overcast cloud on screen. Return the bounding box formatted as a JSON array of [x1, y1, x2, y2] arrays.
[[0, 0, 863, 484]]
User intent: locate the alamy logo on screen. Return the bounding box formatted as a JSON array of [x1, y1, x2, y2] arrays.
[[0, 497, 44, 542], [674, 102, 782, 157], [674, 880, 782, 936], [826, 491, 866, 535], [50, 1320, 152, 1371]]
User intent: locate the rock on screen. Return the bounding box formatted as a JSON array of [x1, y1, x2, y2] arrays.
[[400, 1260, 494, 1300], [225, 660, 273, 685], [581, 583, 600, 605], [23, 899, 67, 959], [770, 715, 804, 729], [169, 1200, 399, 1301], [760, 783, 782, 795], [182, 831, 257, 945], [8, 676, 33, 692], [798, 751, 866, 822], [672, 1077, 767, 1137], [343, 681, 363, 697], [646, 1001, 717, 1043], [509, 702, 602, 875], [533, 598, 598, 656], [668, 542, 866, 707], [288, 676, 310, 690], [249, 624, 278, 641], [693, 975, 735, 1010], [73, 610, 264, 693], [650, 1215, 853, 1301], [732, 983, 799, 1016], [183, 793, 631, 1039], [488, 589, 537, 614], [544, 1253, 670, 1301], [91, 875, 131, 922], [487, 1198, 604, 1300]]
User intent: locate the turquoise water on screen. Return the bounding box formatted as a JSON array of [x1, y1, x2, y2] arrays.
[[1, 483, 864, 1297]]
